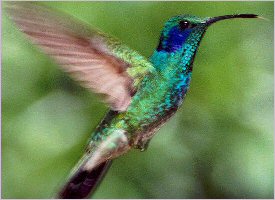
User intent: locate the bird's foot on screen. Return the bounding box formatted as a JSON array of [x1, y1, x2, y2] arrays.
[[134, 138, 151, 152]]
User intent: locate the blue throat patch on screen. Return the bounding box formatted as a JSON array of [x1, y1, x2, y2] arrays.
[[157, 27, 192, 52]]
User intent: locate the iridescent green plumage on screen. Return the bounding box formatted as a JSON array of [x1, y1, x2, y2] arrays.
[[5, 2, 259, 198], [91, 16, 208, 148]]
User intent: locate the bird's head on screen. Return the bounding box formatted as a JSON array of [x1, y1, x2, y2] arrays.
[[157, 14, 259, 53]]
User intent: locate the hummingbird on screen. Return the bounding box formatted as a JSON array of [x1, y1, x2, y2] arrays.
[[5, 2, 259, 199]]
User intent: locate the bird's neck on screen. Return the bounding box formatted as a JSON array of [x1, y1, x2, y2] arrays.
[[148, 29, 206, 106], [150, 28, 205, 75], [150, 45, 195, 75]]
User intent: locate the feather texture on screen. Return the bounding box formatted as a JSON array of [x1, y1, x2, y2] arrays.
[[5, 2, 154, 111]]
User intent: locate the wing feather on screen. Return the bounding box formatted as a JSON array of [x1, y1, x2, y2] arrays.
[[5, 2, 155, 111]]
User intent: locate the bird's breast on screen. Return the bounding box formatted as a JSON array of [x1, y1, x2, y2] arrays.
[[125, 70, 192, 135]]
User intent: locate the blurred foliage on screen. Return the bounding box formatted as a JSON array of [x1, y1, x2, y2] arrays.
[[2, 1, 274, 199]]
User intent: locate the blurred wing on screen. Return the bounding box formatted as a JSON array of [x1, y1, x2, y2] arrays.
[[5, 2, 155, 111]]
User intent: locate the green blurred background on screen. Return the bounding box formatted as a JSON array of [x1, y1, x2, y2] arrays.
[[2, 1, 274, 199]]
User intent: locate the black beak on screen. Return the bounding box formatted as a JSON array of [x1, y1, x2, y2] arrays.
[[206, 14, 259, 25]]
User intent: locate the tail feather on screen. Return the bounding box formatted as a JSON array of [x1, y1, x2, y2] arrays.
[[57, 125, 130, 198], [58, 160, 112, 199]]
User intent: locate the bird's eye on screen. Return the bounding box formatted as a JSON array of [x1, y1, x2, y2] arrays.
[[179, 20, 194, 30]]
